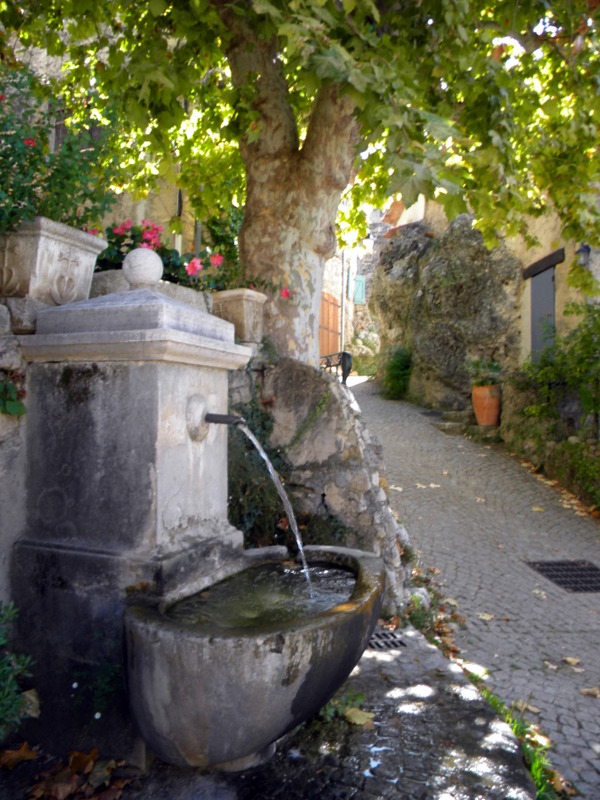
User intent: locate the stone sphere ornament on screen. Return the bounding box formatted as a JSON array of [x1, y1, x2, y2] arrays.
[[122, 247, 164, 287]]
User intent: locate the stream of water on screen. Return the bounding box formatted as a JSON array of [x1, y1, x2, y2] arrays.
[[239, 423, 313, 591]]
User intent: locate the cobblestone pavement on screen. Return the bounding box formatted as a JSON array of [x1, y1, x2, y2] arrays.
[[352, 379, 600, 798]]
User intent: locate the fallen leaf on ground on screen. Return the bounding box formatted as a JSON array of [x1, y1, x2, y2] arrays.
[[581, 687, 600, 698], [514, 701, 540, 714], [427, 566, 440, 575], [443, 597, 459, 607], [562, 657, 581, 667], [0, 742, 38, 770], [531, 505, 545, 512], [69, 748, 98, 775], [344, 707, 375, 726], [477, 612, 494, 621], [533, 588, 547, 599], [543, 660, 559, 670], [21, 689, 40, 719]]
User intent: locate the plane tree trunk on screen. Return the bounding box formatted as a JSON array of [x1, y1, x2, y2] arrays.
[[223, 14, 360, 365]]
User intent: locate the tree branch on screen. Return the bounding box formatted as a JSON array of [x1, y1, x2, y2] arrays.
[[218, 7, 298, 161], [301, 84, 360, 192]]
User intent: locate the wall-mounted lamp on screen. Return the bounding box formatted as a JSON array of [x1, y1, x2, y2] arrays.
[[576, 243, 591, 267]]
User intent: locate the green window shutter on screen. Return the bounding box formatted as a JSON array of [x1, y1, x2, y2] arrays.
[[353, 275, 366, 305]]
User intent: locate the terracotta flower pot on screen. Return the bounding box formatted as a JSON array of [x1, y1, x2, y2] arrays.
[[472, 384, 501, 426]]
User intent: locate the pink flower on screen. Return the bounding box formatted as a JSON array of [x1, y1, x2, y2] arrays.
[[87, 228, 100, 236], [112, 219, 132, 236], [280, 286, 290, 299], [142, 229, 161, 250], [210, 253, 224, 268], [0, 94, 6, 102], [24, 138, 36, 146], [185, 257, 203, 277]]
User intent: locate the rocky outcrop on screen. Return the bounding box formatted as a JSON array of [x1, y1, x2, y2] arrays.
[[370, 215, 522, 409]]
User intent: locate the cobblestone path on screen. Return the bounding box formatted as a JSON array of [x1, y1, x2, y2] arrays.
[[353, 379, 600, 798]]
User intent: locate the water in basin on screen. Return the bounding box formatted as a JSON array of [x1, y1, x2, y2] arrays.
[[166, 562, 356, 633]]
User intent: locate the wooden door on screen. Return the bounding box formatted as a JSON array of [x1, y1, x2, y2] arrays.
[[319, 291, 340, 355]]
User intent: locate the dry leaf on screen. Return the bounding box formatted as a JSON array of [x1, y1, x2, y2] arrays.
[[531, 505, 545, 512], [514, 700, 540, 714], [477, 612, 494, 621], [0, 741, 38, 770], [21, 689, 41, 719], [544, 660, 559, 670], [443, 597, 459, 607], [69, 748, 99, 775], [344, 707, 375, 726], [562, 657, 581, 667], [581, 687, 600, 698]]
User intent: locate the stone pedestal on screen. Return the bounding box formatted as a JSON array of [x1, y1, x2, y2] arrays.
[[11, 284, 251, 755], [212, 288, 267, 345]]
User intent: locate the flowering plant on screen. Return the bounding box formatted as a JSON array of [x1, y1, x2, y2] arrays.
[[0, 63, 118, 236], [96, 217, 291, 298], [95, 219, 191, 283]]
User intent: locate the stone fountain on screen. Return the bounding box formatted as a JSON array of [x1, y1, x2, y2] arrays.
[[11, 249, 385, 768]]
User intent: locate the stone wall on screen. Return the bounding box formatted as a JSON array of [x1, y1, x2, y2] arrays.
[[230, 358, 411, 614], [0, 308, 27, 602], [370, 215, 523, 410]]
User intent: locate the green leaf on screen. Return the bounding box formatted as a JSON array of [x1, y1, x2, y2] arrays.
[[148, 0, 168, 17]]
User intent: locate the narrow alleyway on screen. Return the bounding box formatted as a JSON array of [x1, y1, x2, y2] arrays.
[[352, 378, 600, 797]]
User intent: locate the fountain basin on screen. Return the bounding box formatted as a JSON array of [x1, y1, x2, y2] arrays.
[[124, 545, 385, 770]]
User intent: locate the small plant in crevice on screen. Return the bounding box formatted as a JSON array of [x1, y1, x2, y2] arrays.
[[297, 683, 370, 761], [401, 565, 465, 658], [0, 601, 33, 739], [480, 688, 576, 799], [0, 371, 26, 417], [318, 686, 365, 724]]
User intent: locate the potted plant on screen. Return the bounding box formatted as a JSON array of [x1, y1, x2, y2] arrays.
[[0, 63, 117, 306], [469, 359, 502, 426]]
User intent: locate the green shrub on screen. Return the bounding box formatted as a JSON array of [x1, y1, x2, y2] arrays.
[[0, 602, 32, 738], [546, 440, 600, 508], [518, 303, 600, 438], [380, 346, 412, 399]]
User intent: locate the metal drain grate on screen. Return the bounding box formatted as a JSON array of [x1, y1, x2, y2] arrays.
[[368, 628, 406, 651], [527, 560, 600, 592]]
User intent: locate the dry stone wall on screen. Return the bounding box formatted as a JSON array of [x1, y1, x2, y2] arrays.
[[230, 358, 411, 614]]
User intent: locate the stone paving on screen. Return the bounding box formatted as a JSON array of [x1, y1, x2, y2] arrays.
[[352, 379, 600, 798], [6, 377, 596, 799]]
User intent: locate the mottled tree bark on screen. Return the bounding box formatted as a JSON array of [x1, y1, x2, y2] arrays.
[[222, 13, 360, 364]]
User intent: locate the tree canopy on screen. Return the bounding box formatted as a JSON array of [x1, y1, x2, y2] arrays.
[[2, 0, 599, 245]]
